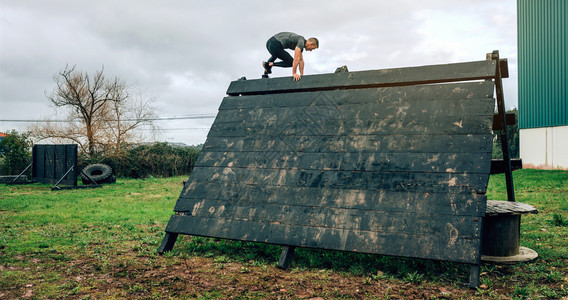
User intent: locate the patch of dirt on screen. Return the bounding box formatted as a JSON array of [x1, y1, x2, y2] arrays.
[[1, 252, 479, 299]]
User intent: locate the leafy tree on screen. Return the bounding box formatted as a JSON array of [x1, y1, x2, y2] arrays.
[[0, 130, 32, 175]]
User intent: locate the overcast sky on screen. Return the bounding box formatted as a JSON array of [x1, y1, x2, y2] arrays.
[[0, 0, 518, 146]]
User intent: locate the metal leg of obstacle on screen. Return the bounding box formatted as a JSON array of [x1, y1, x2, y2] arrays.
[[158, 232, 179, 254], [51, 165, 76, 190], [8, 163, 32, 184], [51, 168, 102, 191], [80, 169, 101, 186]]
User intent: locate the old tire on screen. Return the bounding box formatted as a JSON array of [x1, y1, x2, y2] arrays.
[[81, 164, 113, 184]]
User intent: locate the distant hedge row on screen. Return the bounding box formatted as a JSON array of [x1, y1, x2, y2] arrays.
[[1, 132, 202, 178], [80, 143, 201, 179], [0, 130, 32, 176]]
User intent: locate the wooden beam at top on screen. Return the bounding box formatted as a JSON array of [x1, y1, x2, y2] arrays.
[[227, 60, 498, 96]]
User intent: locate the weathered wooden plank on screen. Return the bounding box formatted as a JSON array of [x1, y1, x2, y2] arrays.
[[485, 200, 538, 216], [45, 145, 55, 181], [165, 214, 482, 264], [217, 83, 495, 138], [201, 134, 493, 154], [491, 159, 523, 174], [176, 183, 487, 216], [207, 115, 493, 138], [176, 194, 485, 225], [187, 166, 490, 194], [54, 146, 66, 179], [32, 145, 45, 179], [69, 145, 78, 186], [173, 201, 480, 237], [176, 182, 486, 215], [492, 113, 516, 130], [222, 81, 495, 110], [216, 98, 494, 125], [226, 60, 497, 96], [195, 151, 491, 174]]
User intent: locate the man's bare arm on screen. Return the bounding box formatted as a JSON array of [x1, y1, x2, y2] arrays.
[[292, 47, 303, 81]]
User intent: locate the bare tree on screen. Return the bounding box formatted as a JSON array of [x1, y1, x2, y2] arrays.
[[97, 93, 158, 154], [28, 118, 87, 150], [32, 65, 156, 156]]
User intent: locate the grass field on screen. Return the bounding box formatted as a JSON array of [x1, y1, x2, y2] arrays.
[[1, 169, 567, 299]]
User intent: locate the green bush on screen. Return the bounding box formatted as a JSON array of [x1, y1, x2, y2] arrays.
[[0, 130, 32, 176], [79, 142, 201, 178]]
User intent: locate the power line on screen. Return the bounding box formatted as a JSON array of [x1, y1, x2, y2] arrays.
[[149, 115, 216, 121], [0, 119, 71, 123], [0, 114, 217, 123], [140, 128, 210, 131]]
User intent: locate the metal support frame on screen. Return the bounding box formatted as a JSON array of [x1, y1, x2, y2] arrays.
[[11, 163, 32, 183], [80, 169, 100, 185], [51, 165, 75, 190], [51, 167, 102, 191]]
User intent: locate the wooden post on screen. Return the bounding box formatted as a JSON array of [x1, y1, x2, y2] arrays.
[[490, 50, 516, 202], [158, 232, 179, 254], [277, 246, 296, 269], [469, 264, 481, 288]]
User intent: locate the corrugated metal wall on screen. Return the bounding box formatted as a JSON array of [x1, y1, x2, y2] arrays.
[[518, 0, 567, 129]]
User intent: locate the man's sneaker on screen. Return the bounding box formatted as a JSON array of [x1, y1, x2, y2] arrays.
[[262, 61, 272, 74], [261, 73, 269, 79]]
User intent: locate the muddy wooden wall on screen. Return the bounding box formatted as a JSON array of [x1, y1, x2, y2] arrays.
[[163, 60, 497, 265]]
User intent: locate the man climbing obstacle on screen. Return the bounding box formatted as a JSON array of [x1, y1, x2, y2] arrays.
[[262, 32, 319, 81]]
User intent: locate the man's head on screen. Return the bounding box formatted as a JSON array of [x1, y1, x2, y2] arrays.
[[305, 37, 319, 51]]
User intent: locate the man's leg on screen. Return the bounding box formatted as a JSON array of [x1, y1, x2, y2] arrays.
[[266, 37, 294, 68], [266, 37, 279, 64], [263, 37, 278, 75], [271, 48, 293, 68]]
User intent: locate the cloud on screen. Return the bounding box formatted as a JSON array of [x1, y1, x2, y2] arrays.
[[0, 0, 518, 145]]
